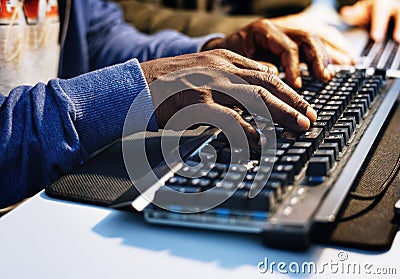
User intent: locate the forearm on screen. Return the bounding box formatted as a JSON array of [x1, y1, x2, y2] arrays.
[[87, 0, 222, 69], [0, 59, 156, 208], [117, 0, 259, 37]]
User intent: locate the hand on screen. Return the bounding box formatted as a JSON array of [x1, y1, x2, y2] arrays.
[[140, 49, 317, 147], [202, 18, 334, 89], [340, 0, 400, 42], [270, 12, 356, 66]]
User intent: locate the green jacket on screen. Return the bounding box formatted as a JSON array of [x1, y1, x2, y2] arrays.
[[116, 0, 358, 36]]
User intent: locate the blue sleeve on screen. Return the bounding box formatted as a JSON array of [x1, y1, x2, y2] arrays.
[[86, 0, 222, 69], [0, 59, 156, 208]]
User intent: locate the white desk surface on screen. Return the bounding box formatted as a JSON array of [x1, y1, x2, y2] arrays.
[[0, 191, 399, 279]]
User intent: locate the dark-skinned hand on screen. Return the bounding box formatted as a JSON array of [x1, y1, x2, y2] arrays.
[[140, 49, 317, 148], [201, 18, 335, 89]]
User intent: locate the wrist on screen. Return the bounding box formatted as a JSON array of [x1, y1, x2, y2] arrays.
[[201, 37, 226, 51]]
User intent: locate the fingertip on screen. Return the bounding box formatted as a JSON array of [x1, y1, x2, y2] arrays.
[[340, 6, 351, 17], [257, 133, 267, 146], [295, 76, 302, 89], [296, 114, 311, 131], [394, 31, 400, 43], [243, 122, 261, 147], [323, 68, 332, 81], [371, 30, 385, 42], [306, 106, 317, 123], [340, 6, 355, 25]]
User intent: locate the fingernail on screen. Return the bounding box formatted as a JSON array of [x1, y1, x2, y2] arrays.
[[295, 76, 302, 88], [258, 134, 267, 146], [395, 32, 400, 43], [324, 68, 331, 80], [372, 31, 384, 42], [297, 114, 310, 130], [306, 106, 317, 123], [328, 64, 336, 77]]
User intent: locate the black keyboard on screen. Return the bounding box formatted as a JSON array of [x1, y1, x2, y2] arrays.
[[135, 68, 399, 250]]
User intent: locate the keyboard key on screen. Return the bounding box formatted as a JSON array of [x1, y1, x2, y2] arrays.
[[362, 83, 378, 98], [167, 176, 189, 186], [327, 100, 345, 112], [355, 94, 371, 108], [311, 104, 324, 113], [273, 164, 295, 175], [265, 180, 284, 198], [280, 155, 302, 174], [190, 178, 212, 187], [318, 142, 339, 160], [298, 127, 324, 150], [322, 105, 341, 116], [166, 185, 201, 193], [292, 141, 313, 159], [324, 134, 345, 152], [223, 172, 244, 182], [330, 95, 348, 107], [319, 111, 337, 123], [316, 116, 333, 130], [314, 149, 335, 166], [286, 148, 308, 165], [360, 87, 376, 101], [217, 189, 248, 210], [306, 156, 331, 177], [276, 142, 292, 150], [334, 122, 354, 137], [350, 100, 368, 115], [246, 189, 276, 211], [260, 156, 279, 164], [206, 171, 220, 180], [329, 127, 350, 145], [343, 109, 362, 124], [338, 117, 357, 132], [337, 90, 352, 104], [212, 179, 236, 190], [269, 171, 292, 185]]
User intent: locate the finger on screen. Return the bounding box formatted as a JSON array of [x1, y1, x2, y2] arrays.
[[212, 80, 317, 132], [206, 102, 260, 147], [254, 20, 302, 88], [393, 5, 400, 42], [312, 26, 353, 55], [325, 44, 356, 65], [245, 85, 313, 132], [256, 60, 279, 75], [370, 1, 392, 41], [207, 49, 275, 74], [233, 70, 317, 123], [284, 30, 331, 82], [279, 40, 302, 88], [340, 3, 371, 27]]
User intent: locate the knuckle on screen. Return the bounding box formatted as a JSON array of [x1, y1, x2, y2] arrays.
[[265, 73, 286, 91], [286, 40, 299, 55], [212, 48, 234, 57]]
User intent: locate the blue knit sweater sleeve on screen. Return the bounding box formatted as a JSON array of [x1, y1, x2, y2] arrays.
[[86, 0, 222, 70], [0, 59, 155, 208]]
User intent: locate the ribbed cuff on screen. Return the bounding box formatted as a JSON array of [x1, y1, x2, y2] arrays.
[[58, 59, 157, 154]]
